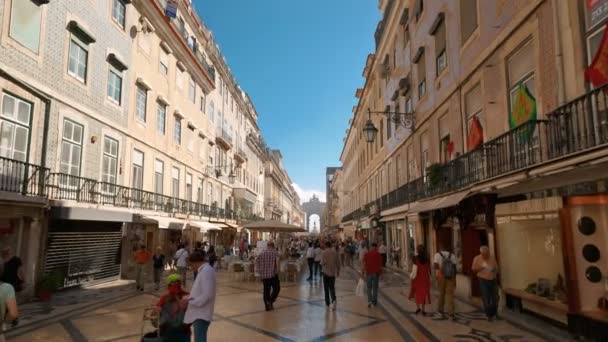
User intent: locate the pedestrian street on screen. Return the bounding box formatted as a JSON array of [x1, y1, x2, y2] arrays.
[[7, 267, 571, 342]]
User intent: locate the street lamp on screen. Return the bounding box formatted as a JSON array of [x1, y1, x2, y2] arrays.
[[363, 108, 415, 144], [228, 169, 236, 185]]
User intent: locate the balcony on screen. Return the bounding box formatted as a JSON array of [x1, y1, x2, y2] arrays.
[[0, 156, 48, 198], [342, 84, 608, 220], [374, 0, 395, 50], [215, 127, 233, 150], [234, 146, 247, 164]]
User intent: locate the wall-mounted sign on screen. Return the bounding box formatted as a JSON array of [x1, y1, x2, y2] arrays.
[[586, 0, 608, 30]]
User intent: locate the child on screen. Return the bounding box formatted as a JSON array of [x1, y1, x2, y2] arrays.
[[156, 274, 190, 341]]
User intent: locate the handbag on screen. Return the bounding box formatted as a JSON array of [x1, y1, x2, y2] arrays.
[[355, 278, 366, 297], [410, 264, 418, 280]]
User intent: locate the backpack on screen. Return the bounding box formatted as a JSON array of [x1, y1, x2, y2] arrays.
[[441, 252, 457, 279]]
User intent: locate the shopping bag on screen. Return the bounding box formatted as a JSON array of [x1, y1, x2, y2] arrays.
[[355, 278, 366, 297]]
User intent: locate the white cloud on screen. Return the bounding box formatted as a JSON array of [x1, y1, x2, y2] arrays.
[[292, 183, 326, 204]]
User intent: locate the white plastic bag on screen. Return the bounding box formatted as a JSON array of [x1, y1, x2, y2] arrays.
[[355, 278, 366, 297]]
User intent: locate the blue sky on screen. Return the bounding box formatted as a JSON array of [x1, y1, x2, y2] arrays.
[[195, 0, 380, 202]]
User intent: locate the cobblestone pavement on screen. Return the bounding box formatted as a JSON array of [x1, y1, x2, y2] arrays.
[[6, 266, 573, 341]]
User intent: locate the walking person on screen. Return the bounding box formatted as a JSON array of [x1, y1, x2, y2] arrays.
[[314, 243, 323, 282], [409, 245, 431, 315], [174, 244, 190, 288], [133, 245, 152, 291], [0, 263, 18, 342], [358, 241, 368, 267], [321, 241, 340, 310], [339, 242, 346, 267], [152, 247, 166, 291], [379, 242, 388, 267], [306, 242, 315, 282], [362, 243, 383, 307], [1, 248, 24, 294], [255, 241, 281, 311], [472, 246, 499, 321], [185, 251, 216, 342], [433, 242, 458, 319]]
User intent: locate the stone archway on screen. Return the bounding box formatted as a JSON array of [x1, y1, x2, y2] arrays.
[[302, 194, 326, 232], [308, 214, 321, 233]]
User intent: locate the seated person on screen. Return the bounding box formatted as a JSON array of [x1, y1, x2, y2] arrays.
[[156, 274, 190, 342]]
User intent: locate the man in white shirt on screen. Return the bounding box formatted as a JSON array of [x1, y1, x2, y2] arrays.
[[433, 242, 458, 319], [174, 244, 190, 287], [185, 251, 216, 342], [378, 242, 388, 267]]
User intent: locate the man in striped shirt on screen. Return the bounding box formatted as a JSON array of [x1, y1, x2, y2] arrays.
[[255, 241, 281, 311]]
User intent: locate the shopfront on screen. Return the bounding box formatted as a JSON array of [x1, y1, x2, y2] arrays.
[[495, 197, 568, 324], [45, 207, 133, 288]]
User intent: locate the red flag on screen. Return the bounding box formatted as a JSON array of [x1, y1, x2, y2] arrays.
[[467, 117, 484, 150], [586, 23, 608, 87]]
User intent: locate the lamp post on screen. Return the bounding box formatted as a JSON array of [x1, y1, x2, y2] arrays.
[[363, 108, 415, 144]]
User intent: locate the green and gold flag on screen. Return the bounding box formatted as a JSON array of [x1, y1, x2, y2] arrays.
[[509, 83, 537, 141]]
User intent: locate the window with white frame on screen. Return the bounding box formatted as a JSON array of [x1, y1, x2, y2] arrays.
[[112, 0, 126, 29], [420, 131, 429, 180], [174, 117, 181, 145], [434, 17, 447, 75], [439, 114, 450, 163], [157, 102, 166, 134], [465, 83, 484, 146], [507, 42, 536, 111], [132, 149, 144, 189], [9, 0, 42, 53], [159, 49, 169, 76], [0, 93, 31, 162], [407, 144, 415, 181], [68, 33, 89, 83], [154, 159, 164, 195], [186, 173, 193, 201], [197, 177, 204, 203], [417, 51, 426, 98], [172, 166, 180, 198], [189, 78, 196, 103], [209, 101, 214, 122], [135, 85, 147, 123], [101, 137, 118, 189], [60, 119, 84, 186], [107, 64, 123, 105], [176, 69, 184, 90]]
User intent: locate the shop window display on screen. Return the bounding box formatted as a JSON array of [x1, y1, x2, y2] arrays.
[[496, 219, 568, 304]]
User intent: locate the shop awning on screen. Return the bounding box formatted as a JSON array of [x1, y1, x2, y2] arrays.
[[408, 190, 471, 214], [51, 207, 135, 222], [189, 221, 223, 233], [142, 215, 187, 230], [380, 203, 409, 217]]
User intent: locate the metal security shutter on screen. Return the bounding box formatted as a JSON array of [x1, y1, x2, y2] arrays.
[[44, 231, 122, 288]]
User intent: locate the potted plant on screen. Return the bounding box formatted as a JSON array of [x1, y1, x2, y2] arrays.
[[426, 163, 443, 188], [36, 271, 63, 301]]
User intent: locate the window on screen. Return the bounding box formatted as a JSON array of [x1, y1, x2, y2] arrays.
[[387, 161, 393, 191], [407, 145, 415, 181], [434, 17, 447, 75], [172, 167, 180, 198], [107, 65, 123, 105], [417, 51, 426, 98], [460, 0, 478, 45], [386, 112, 392, 140], [186, 173, 193, 201], [176, 69, 184, 90], [405, 97, 413, 114], [101, 137, 118, 189], [112, 0, 126, 29], [420, 132, 429, 180], [465, 84, 484, 145], [415, 0, 424, 22], [396, 154, 402, 186], [154, 159, 164, 195], [9, 0, 42, 53], [68, 34, 88, 83], [197, 177, 204, 203], [507, 42, 536, 111], [189, 78, 196, 103], [174, 117, 182, 145], [157, 102, 166, 134], [132, 149, 144, 189], [159, 49, 169, 75], [60, 120, 84, 185], [209, 101, 214, 122], [0, 93, 31, 162], [200, 95, 206, 113], [439, 114, 451, 163], [379, 118, 384, 149], [217, 111, 222, 129], [135, 85, 147, 123]]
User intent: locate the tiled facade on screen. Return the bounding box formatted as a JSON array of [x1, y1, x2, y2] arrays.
[[338, 0, 608, 339], [0, 0, 302, 299]]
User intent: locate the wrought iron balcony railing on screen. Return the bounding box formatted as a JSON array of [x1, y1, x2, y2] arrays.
[[215, 127, 233, 149], [0, 156, 48, 197], [341, 84, 608, 221]]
